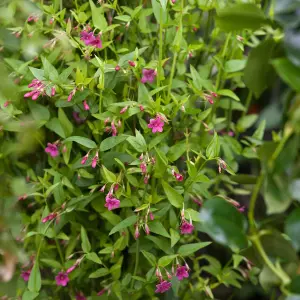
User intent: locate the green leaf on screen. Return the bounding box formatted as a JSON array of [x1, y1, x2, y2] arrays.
[[100, 135, 128, 151], [264, 173, 292, 214], [285, 209, 300, 251], [237, 115, 258, 132], [167, 141, 186, 162], [29, 67, 45, 81], [40, 259, 62, 269], [199, 197, 248, 251], [41, 56, 59, 82], [206, 132, 220, 159], [101, 165, 117, 183], [141, 250, 156, 266], [46, 118, 66, 138], [149, 130, 170, 149], [152, 0, 167, 24], [64, 136, 97, 148], [170, 228, 180, 248], [148, 221, 170, 238], [244, 39, 276, 98], [109, 215, 137, 235], [178, 242, 211, 256], [89, 0, 107, 30], [81, 226, 91, 253], [224, 59, 246, 73], [159, 0, 168, 10], [154, 148, 168, 178], [58, 108, 73, 137], [253, 120, 266, 140], [28, 102, 50, 124], [146, 235, 173, 254], [218, 89, 240, 101], [161, 180, 184, 208], [158, 255, 177, 267], [22, 291, 39, 300], [89, 268, 110, 278], [86, 252, 103, 264], [272, 58, 300, 91], [216, 3, 266, 31], [28, 261, 41, 292], [127, 130, 147, 152]]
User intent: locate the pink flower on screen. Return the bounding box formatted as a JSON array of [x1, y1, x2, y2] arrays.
[[75, 292, 86, 300], [68, 89, 76, 102], [139, 105, 144, 111], [115, 65, 120, 71], [149, 212, 154, 221], [120, 106, 128, 114], [148, 116, 164, 133], [111, 122, 117, 136], [180, 221, 194, 234], [42, 212, 57, 223], [24, 79, 45, 100], [80, 30, 102, 48], [81, 154, 89, 165], [128, 60, 136, 67], [141, 69, 156, 84], [45, 143, 59, 157], [100, 185, 106, 192], [155, 280, 172, 293], [105, 193, 120, 210], [140, 162, 147, 174], [134, 226, 140, 239], [51, 87, 56, 96], [91, 152, 98, 168], [3, 100, 10, 107], [97, 289, 107, 296], [21, 270, 31, 281], [176, 265, 189, 281], [73, 111, 85, 124], [83, 100, 90, 111], [55, 271, 69, 286], [66, 265, 76, 274], [173, 170, 183, 182]]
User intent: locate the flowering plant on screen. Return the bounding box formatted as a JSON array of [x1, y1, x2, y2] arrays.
[[1, 0, 300, 299]]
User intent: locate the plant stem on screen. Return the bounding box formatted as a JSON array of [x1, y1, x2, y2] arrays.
[[55, 238, 65, 265], [130, 239, 140, 288], [251, 235, 290, 285], [242, 90, 253, 117], [166, 52, 178, 104], [157, 7, 163, 89]]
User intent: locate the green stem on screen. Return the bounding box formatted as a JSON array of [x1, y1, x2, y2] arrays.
[[55, 238, 65, 265], [130, 238, 140, 288], [166, 52, 178, 104], [248, 171, 265, 231], [251, 235, 290, 285], [157, 7, 164, 89], [242, 90, 253, 117]]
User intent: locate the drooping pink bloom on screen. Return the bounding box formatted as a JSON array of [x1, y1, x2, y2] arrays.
[[120, 106, 128, 114], [176, 265, 189, 281], [180, 221, 194, 234], [24, 79, 45, 100], [68, 89, 76, 102], [97, 289, 107, 296], [55, 271, 69, 286], [134, 225, 140, 239], [145, 224, 150, 235], [100, 185, 106, 192], [51, 87, 56, 97], [111, 122, 117, 136], [155, 280, 172, 293], [141, 69, 156, 84], [73, 111, 85, 124], [91, 152, 98, 168], [66, 265, 76, 274], [45, 143, 59, 157], [21, 270, 31, 281], [104, 196, 120, 211], [89, 35, 102, 48], [42, 212, 57, 223], [81, 153, 89, 165], [148, 116, 164, 133], [144, 174, 149, 184], [172, 170, 183, 182], [238, 206, 246, 213], [83, 100, 90, 111], [140, 162, 147, 174], [75, 292, 86, 300]]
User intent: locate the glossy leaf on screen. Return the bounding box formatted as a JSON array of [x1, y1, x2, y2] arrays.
[[161, 180, 184, 208]]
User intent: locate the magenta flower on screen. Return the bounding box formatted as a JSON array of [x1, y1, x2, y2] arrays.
[[134, 225, 140, 239], [120, 106, 128, 114], [81, 154, 89, 165], [111, 122, 117, 136], [141, 69, 156, 84], [176, 265, 189, 281], [115, 65, 120, 71], [80, 30, 102, 48], [42, 212, 57, 223], [75, 292, 86, 300], [45, 143, 59, 157], [148, 116, 164, 133], [66, 265, 76, 274], [21, 270, 31, 281], [105, 197, 120, 210], [97, 289, 107, 296], [55, 271, 69, 287], [173, 171, 184, 182], [68, 89, 76, 102], [140, 162, 147, 174], [73, 111, 85, 124], [91, 152, 98, 168], [51, 87, 56, 97], [24, 79, 45, 100], [83, 100, 90, 111], [180, 221, 194, 234], [155, 280, 172, 293]]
